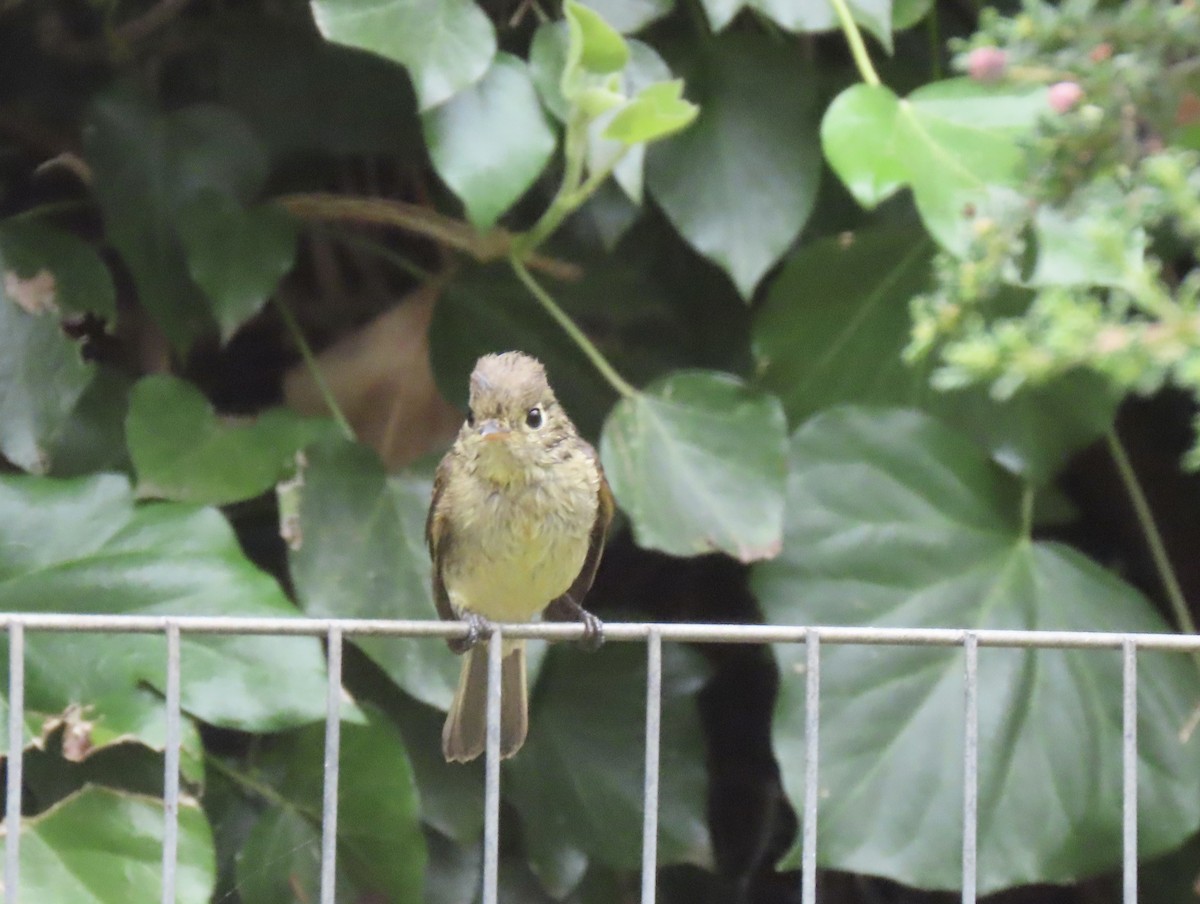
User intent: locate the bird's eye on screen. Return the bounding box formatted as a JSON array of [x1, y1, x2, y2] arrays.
[[466, 408, 476, 427], [525, 407, 543, 429]]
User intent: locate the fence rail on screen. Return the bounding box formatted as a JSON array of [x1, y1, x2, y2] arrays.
[[1, 614, 1179, 904]]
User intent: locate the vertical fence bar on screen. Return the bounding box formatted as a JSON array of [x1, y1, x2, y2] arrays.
[[801, 629, 820, 904], [1122, 639, 1138, 904], [5, 622, 25, 904], [161, 622, 182, 904], [319, 627, 343, 904], [641, 629, 663, 904], [961, 632, 979, 904], [482, 632, 504, 904]]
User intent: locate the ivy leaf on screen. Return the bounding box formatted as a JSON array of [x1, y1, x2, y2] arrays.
[[0, 221, 115, 319], [127, 375, 332, 506], [175, 192, 299, 343], [0, 472, 331, 753], [84, 91, 269, 348], [698, 0, 892, 51], [507, 642, 713, 897], [822, 79, 1046, 255], [599, 371, 787, 561], [603, 79, 698, 145], [238, 707, 426, 902], [423, 54, 557, 230], [309, 0, 496, 110], [0, 786, 214, 904], [575, 0, 675, 33], [0, 234, 96, 473], [287, 437, 460, 710], [647, 33, 821, 298], [820, 83, 906, 209], [751, 406, 1200, 894], [753, 228, 1116, 485], [565, 0, 630, 77]]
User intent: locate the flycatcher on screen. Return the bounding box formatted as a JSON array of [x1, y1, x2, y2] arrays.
[[426, 351, 613, 762]]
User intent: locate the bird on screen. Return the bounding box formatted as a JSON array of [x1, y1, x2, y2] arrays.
[[426, 351, 613, 762]]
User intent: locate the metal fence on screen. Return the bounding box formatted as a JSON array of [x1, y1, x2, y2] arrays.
[[4, 614, 1198, 904]]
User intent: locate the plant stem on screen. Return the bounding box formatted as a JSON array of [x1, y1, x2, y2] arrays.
[[204, 752, 323, 826], [828, 0, 882, 87], [510, 256, 638, 399], [927, 4, 943, 81], [1106, 430, 1198, 639], [273, 297, 356, 441]]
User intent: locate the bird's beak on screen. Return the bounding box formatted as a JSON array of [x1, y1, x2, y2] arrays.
[[478, 419, 510, 442]]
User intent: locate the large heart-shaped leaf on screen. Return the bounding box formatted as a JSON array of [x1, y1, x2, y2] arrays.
[[423, 53, 557, 230], [175, 192, 299, 343], [127, 375, 332, 506], [507, 641, 713, 897], [287, 437, 459, 710], [646, 33, 821, 299], [753, 228, 1117, 485], [600, 370, 787, 561], [84, 91, 269, 348], [0, 785, 214, 904], [750, 406, 1200, 893], [310, 0, 496, 110], [236, 706, 425, 902], [822, 80, 1045, 254], [0, 472, 330, 753], [0, 234, 96, 474]]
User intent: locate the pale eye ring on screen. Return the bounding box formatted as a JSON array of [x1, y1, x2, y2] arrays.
[[525, 407, 543, 429]]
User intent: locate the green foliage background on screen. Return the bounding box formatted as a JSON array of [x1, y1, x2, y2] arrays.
[[0, 0, 1199, 901]]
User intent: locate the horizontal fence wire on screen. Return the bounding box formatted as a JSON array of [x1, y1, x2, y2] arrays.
[[0, 615, 1165, 904]]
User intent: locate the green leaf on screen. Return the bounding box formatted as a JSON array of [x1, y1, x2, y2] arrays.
[[698, 0, 892, 50], [422, 54, 557, 230], [603, 79, 698, 145], [288, 437, 459, 710], [235, 807, 329, 904], [575, 0, 674, 33], [600, 371, 787, 561], [239, 707, 426, 901], [565, 0, 631, 76], [212, 25, 423, 158], [0, 786, 214, 903], [47, 366, 134, 478], [127, 375, 332, 506], [310, 0, 496, 110], [892, 0, 932, 29], [529, 22, 573, 122], [0, 472, 330, 752], [175, 192, 299, 343], [0, 243, 95, 474], [820, 83, 906, 209], [753, 228, 1117, 485], [646, 33, 822, 298], [754, 0, 892, 51], [507, 642, 712, 896], [0, 221, 115, 318], [84, 91, 270, 348], [751, 406, 1200, 893]]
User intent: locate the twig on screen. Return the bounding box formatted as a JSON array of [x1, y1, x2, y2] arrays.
[[273, 296, 356, 441]]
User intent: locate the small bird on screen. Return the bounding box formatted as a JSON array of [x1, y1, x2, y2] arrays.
[[426, 351, 613, 762]]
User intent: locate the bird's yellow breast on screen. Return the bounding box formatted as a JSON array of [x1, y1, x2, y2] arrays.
[[440, 454, 600, 623]]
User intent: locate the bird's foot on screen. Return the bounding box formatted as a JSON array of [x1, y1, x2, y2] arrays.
[[448, 611, 492, 654], [578, 610, 605, 652]]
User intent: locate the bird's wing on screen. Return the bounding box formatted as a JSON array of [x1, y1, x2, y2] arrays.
[[426, 454, 458, 623], [562, 441, 615, 604]]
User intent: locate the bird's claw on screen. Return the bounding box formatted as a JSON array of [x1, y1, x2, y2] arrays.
[[579, 611, 605, 652], [449, 612, 492, 654]]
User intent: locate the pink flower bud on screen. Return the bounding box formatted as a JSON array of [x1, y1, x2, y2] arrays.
[[967, 47, 1008, 83], [1048, 81, 1084, 113]]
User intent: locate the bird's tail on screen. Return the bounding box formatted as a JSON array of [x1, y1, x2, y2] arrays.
[[442, 639, 528, 763]]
